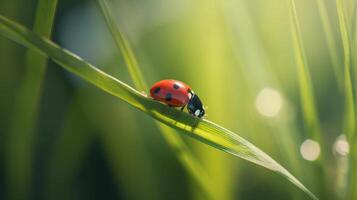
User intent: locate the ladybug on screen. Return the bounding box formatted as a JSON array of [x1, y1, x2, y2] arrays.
[[150, 79, 205, 118]]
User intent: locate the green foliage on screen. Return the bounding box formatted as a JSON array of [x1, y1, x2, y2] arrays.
[[4, 0, 57, 199], [0, 14, 317, 200]]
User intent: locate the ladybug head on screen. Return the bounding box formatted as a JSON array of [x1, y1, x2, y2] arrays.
[[187, 93, 205, 118]]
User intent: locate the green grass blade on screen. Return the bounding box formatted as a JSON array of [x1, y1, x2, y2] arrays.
[[351, 144, 357, 199], [288, 0, 321, 141], [336, 0, 357, 198], [351, 0, 357, 40], [4, 0, 57, 199], [288, 0, 328, 197], [97, 0, 146, 92], [44, 105, 94, 200], [96, 0, 216, 198], [156, 125, 216, 198], [336, 0, 356, 142], [0, 15, 318, 200], [315, 0, 343, 88]]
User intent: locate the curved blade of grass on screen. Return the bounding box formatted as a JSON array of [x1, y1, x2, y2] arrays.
[[336, 0, 357, 198], [315, 0, 343, 88], [351, 0, 357, 40], [96, 0, 216, 198], [336, 0, 356, 142], [4, 0, 57, 199], [288, 1, 328, 197], [288, 0, 321, 141], [0, 15, 318, 200], [97, 0, 146, 92]]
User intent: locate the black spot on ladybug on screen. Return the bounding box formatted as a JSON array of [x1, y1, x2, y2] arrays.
[[187, 88, 191, 93], [173, 83, 180, 89], [165, 93, 172, 101], [153, 87, 161, 94]]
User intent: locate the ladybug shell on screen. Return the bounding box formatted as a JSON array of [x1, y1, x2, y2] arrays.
[[150, 79, 191, 107]]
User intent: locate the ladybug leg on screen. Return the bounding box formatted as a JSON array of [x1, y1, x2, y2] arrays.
[[180, 105, 186, 111]]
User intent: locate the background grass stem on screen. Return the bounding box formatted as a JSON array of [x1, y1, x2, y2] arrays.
[[336, 0, 356, 198], [335, 0, 356, 142], [315, 0, 343, 88], [4, 1, 57, 199], [288, 0, 327, 197]]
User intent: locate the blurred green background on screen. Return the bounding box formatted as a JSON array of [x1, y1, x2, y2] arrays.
[[0, 0, 356, 199]]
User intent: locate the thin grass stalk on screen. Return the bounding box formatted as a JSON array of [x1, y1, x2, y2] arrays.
[[351, 144, 357, 199], [336, 0, 357, 199], [82, 94, 163, 200], [351, 5, 357, 199], [96, 0, 216, 198], [349, 0, 357, 130], [350, 2, 357, 191], [157, 125, 216, 199], [97, 0, 146, 92], [5, 0, 57, 199], [315, 0, 343, 88], [288, 0, 321, 142], [336, 0, 356, 144], [351, 0, 357, 98], [344, 0, 354, 32], [44, 105, 93, 200], [351, 0, 357, 37], [351, 1, 357, 40], [288, 0, 327, 198]]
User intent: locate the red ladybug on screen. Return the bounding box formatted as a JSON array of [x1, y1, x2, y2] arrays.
[[150, 79, 205, 118]]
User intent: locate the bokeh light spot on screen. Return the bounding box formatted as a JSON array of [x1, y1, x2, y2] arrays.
[[300, 139, 320, 161], [333, 134, 349, 156], [255, 88, 283, 117]]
